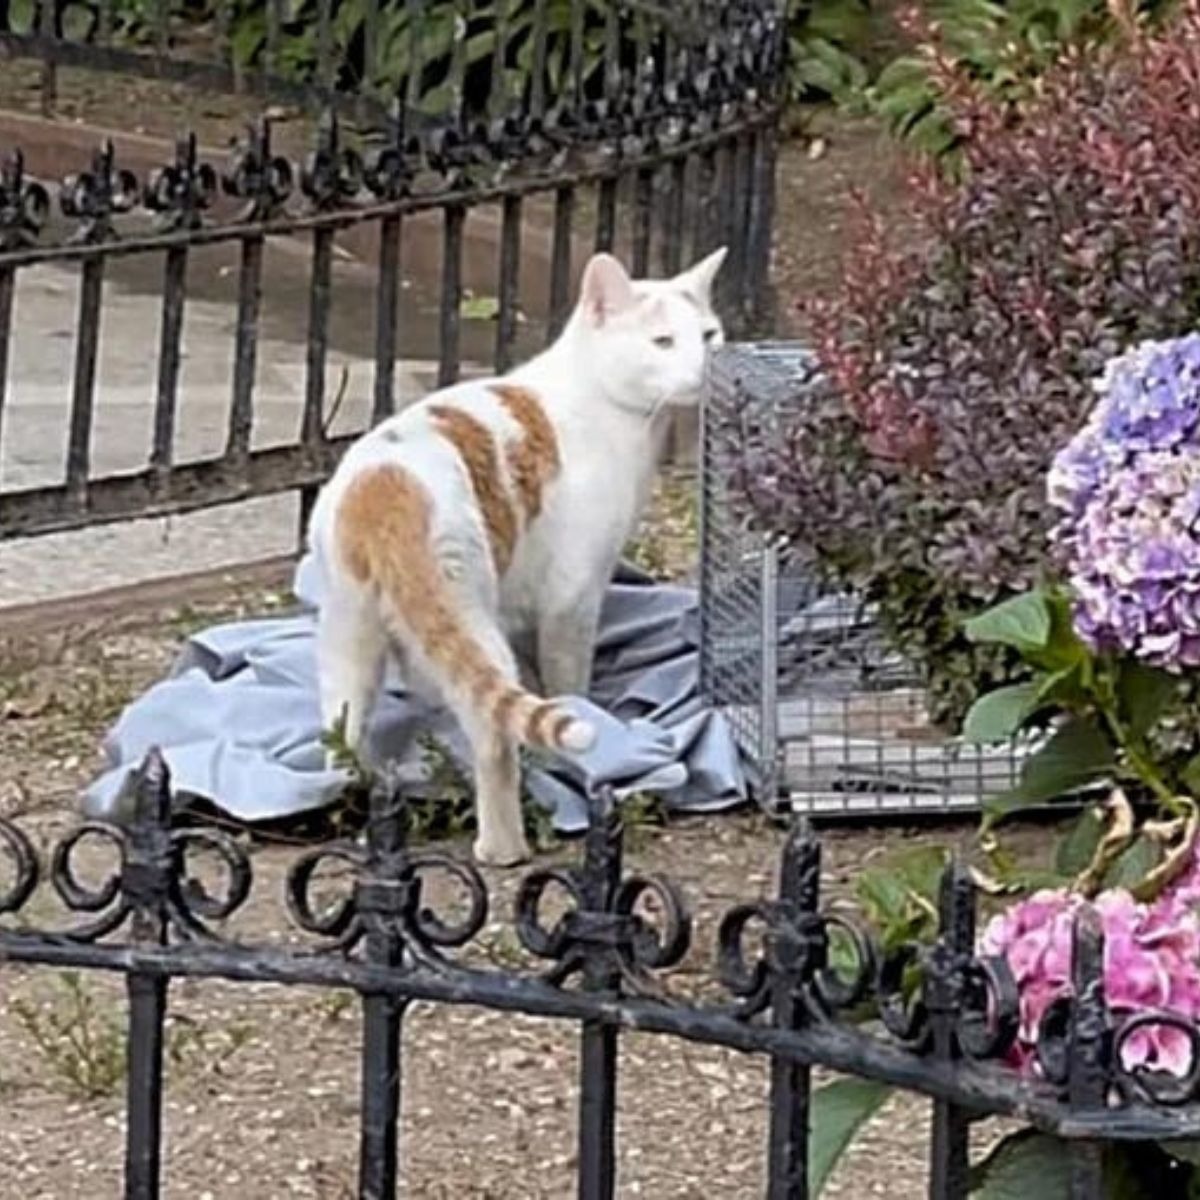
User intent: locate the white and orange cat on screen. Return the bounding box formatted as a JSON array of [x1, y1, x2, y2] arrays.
[[308, 248, 726, 866]]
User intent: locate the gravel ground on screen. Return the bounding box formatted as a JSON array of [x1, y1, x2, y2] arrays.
[[0, 560, 1053, 1198], [0, 79, 1019, 1197]]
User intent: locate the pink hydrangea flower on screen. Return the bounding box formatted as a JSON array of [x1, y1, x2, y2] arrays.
[[979, 867, 1200, 1077]]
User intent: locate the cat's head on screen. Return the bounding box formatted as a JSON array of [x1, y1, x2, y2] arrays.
[[571, 247, 727, 415]]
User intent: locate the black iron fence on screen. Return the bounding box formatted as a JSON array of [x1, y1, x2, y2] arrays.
[[0, 0, 783, 543], [0, 751, 1192, 1197]]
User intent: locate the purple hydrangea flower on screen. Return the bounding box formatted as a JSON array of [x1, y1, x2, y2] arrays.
[[1049, 335, 1200, 669]]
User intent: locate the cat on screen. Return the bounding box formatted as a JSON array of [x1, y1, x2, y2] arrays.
[[307, 246, 726, 866]]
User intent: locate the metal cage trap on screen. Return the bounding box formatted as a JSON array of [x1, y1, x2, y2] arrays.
[[699, 342, 1026, 818]]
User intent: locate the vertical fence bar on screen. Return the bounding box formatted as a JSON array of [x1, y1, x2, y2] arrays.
[[0, 265, 14, 487], [65, 257, 104, 503], [744, 125, 778, 332], [448, 0, 468, 131], [714, 139, 739, 319], [1068, 907, 1107, 1200], [150, 246, 187, 482], [362, 0, 380, 96], [593, 0, 621, 258], [547, 185, 574, 342], [594, 177, 617, 254], [123, 752, 173, 1200], [529, 0, 549, 121], [37, 0, 56, 116], [316, 0, 334, 94], [226, 234, 264, 460], [372, 214, 403, 424], [927, 865, 973, 1200], [405, 0, 425, 115], [153, 0, 170, 66], [489, 0, 510, 116], [217, 0, 233, 84], [631, 169, 654, 278], [98, 0, 115, 43], [660, 157, 686, 276], [691, 148, 718, 261], [569, 0, 585, 115], [263, 0, 283, 91], [299, 225, 334, 537], [577, 789, 623, 1200], [766, 821, 817, 1200], [495, 194, 522, 374], [438, 204, 464, 387], [357, 772, 410, 1200], [728, 134, 754, 327], [303, 228, 334, 447]]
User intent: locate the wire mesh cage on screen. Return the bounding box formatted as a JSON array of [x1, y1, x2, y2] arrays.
[[700, 342, 1027, 817]]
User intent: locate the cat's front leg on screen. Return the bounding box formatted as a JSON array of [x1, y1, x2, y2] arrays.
[[536, 599, 602, 699]]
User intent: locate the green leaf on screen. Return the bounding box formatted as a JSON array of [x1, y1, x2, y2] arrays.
[[986, 717, 1115, 817], [964, 591, 1052, 652], [1159, 1140, 1200, 1168], [459, 294, 501, 320], [1055, 805, 1105, 877], [809, 1078, 892, 1196], [972, 1133, 1168, 1198], [856, 845, 948, 949], [1116, 661, 1179, 738], [6, 0, 34, 32], [1027, 590, 1093, 673], [963, 681, 1042, 743], [970, 1131, 1071, 1198], [1181, 753, 1200, 798], [1103, 834, 1161, 891]]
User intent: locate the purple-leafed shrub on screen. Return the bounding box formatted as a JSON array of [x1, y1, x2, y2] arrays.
[[742, 2, 1200, 724]]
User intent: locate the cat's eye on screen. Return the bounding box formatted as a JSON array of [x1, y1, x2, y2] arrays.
[[653, 334, 675, 349], [703, 328, 719, 343]]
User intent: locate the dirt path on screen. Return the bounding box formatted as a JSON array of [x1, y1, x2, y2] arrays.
[[0, 567, 1054, 1198]]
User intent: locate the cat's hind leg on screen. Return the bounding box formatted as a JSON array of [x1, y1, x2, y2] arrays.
[[455, 615, 531, 868], [316, 582, 388, 762]]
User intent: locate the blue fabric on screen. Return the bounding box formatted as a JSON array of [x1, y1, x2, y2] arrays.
[[84, 558, 747, 833]]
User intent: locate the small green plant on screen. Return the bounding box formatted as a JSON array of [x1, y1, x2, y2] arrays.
[[12, 974, 254, 1099], [620, 791, 669, 852], [411, 732, 477, 841], [11, 972, 125, 1099], [312, 989, 356, 1024]]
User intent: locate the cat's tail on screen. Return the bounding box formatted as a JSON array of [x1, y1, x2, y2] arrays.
[[335, 464, 596, 755]]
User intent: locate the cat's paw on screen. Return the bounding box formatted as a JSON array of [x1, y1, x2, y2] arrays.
[[473, 834, 532, 869]]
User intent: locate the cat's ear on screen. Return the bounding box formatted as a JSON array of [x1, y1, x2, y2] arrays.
[[678, 246, 727, 303], [579, 252, 636, 326]]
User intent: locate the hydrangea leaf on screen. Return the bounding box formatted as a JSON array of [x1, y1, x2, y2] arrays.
[[1103, 834, 1161, 891], [963, 681, 1043, 743], [1116, 661, 1180, 739], [809, 1077, 893, 1196], [964, 591, 1052, 653], [971, 1132, 1163, 1199], [1054, 804, 1106, 877], [986, 717, 1115, 817]]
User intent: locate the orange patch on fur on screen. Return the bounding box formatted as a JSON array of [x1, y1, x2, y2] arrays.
[[429, 404, 518, 574], [337, 464, 429, 589], [491, 383, 560, 522], [336, 464, 575, 752], [337, 465, 489, 693]]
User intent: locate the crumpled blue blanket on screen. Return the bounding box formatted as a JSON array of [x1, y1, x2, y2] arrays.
[[83, 556, 746, 833]]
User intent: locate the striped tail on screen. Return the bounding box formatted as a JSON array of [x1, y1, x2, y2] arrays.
[[335, 464, 595, 755]]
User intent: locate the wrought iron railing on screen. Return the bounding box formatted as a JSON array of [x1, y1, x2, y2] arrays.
[[0, 750, 1190, 1197], [0, 0, 784, 542]]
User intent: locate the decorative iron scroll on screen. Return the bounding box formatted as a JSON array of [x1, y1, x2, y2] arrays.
[[0, 749, 1193, 1127]]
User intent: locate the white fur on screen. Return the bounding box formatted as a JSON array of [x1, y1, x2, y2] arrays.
[[308, 248, 726, 866]]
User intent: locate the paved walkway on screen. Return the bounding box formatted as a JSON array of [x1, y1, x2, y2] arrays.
[[0, 228, 499, 608]]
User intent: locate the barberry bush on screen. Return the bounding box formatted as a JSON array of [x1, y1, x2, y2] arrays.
[[742, 1, 1200, 725]]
